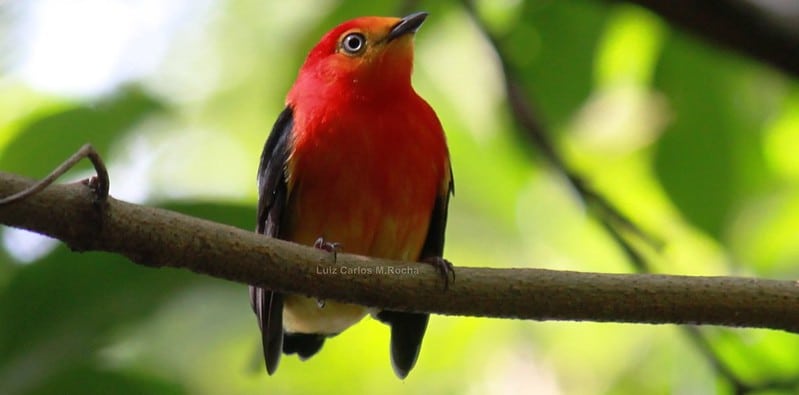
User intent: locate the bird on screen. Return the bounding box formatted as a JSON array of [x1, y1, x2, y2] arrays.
[[250, 11, 454, 379]]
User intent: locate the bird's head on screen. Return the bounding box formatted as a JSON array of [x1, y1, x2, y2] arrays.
[[291, 12, 428, 98]]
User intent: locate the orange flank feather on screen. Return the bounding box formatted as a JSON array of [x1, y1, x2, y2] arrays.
[[251, 12, 453, 379]]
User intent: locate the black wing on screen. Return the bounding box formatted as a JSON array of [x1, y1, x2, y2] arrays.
[[378, 164, 454, 379], [419, 165, 454, 259], [250, 106, 293, 375]]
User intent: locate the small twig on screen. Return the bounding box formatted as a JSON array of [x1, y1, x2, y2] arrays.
[[618, 0, 799, 78], [683, 326, 752, 394], [0, 143, 109, 205], [461, 2, 661, 253], [684, 326, 799, 394], [598, 220, 648, 272], [460, 2, 786, 391]]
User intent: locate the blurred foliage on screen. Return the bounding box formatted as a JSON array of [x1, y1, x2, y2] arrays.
[[0, 87, 163, 177], [1, 0, 799, 394]]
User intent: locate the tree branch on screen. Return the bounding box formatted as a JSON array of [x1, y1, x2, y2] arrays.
[[463, 1, 798, 390], [617, 0, 799, 78], [1, 172, 799, 332]]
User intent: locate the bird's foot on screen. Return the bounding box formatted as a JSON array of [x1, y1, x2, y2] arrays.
[[314, 237, 339, 308], [314, 237, 341, 263], [421, 256, 455, 291]]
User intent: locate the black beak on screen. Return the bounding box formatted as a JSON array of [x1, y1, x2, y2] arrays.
[[386, 12, 428, 42]]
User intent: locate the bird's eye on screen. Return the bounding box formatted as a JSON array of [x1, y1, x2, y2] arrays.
[[341, 33, 366, 55]]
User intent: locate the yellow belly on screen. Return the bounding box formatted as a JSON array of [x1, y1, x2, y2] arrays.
[[283, 294, 372, 334]]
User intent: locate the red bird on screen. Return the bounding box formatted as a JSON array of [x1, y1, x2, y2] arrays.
[[250, 11, 453, 379]]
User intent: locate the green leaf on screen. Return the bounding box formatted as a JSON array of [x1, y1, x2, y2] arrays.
[[504, 1, 609, 128], [0, 86, 163, 178], [25, 364, 185, 395], [653, 35, 774, 239], [0, 248, 194, 394], [0, 202, 257, 394]]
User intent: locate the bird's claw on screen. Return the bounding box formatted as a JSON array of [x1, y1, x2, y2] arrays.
[[314, 237, 341, 263], [314, 237, 338, 306], [422, 256, 455, 291]]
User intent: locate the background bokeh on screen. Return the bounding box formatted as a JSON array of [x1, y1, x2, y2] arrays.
[[2, 0, 799, 394]]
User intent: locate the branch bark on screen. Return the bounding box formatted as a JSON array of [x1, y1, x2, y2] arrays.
[[2, 171, 799, 332]]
